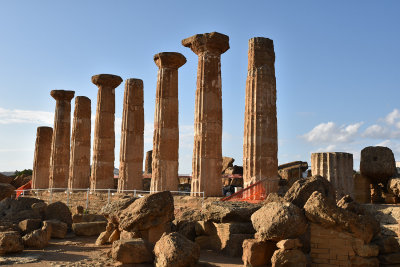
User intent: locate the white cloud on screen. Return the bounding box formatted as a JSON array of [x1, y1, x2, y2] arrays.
[[0, 107, 53, 125], [303, 121, 363, 144], [385, 109, 400, 125]]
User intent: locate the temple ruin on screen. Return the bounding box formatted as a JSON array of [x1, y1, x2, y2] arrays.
[[31, 126, 53, 189]]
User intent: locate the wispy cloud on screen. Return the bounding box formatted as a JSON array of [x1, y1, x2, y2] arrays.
[[0, 107, 53, 125]]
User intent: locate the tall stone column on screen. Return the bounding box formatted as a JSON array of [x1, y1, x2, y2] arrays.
[[32, 126, 53, 189], [90, 74, 123, 190], [68, 96, 91, 189], [182, 32, 229, 197], [118, 79, 144, 192], [243, 37, 279, 194], [150, 52, 186, 192], [311, 152, 354, 199], [49, 90, 75, 189]]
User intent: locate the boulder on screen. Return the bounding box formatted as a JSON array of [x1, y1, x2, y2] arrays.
[[72, 221, 107, 236], [352, 238, 379, 257], [242, 239, 276, 267], [108, 229, 120, 243], [111, 238, 153, 264], [222, 157, 234, 173], [388, 178, 400, 197], [304, 191, 375, 243], [100, 196, 137, 223], [336, 195, 380, 238], [0, 173, 13, 184], [202, 201, 261, 223], [44, 220, 67, 238], [119, 191, 174, 232], [175, 220, 197, 241], [0, 197, 44, 223], [224, 165, 243, 175], [251, 201, 308, 242], [0, 183, 15, 201], [360, 146, 396, 183], [276, 239, 302, 250], [0, 231, 23, 255], [18, 219, 42, 235], [271, 248, 307, 267], [72, 213, 107, 223], [284, 175, 336, 208], [11, 174, 31, 188], [31, 202, 47, 218], [154, 232, 200, 267], [278, 161, 308, 186], [45, 201, 72, 229], [379, 252, 400, 264], [373, 236, 400, 254], [22, 223, 51, 249], [95, 222, 115, 246]]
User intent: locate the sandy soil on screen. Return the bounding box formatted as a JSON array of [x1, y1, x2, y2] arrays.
[[0, 234, 243, 267]]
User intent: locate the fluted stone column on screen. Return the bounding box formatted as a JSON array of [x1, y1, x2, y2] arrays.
[[243, 38, 279, 194], [144, 150, 153, 174], [68, 96, 91, 189], [90, 74, 123, 190], [32, 126, 53, 189], [49, 90, 75, 189], [182, 32, 229, 197], [311, 152, 354, 199], [118, 79, 144, 192], [150, 52, 186, 192]]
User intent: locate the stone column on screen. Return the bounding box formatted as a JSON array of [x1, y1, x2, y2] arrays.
[[150, 52, 186, 192], [32, 126, 53, 189], [311, 152, 354, 199], [90, 74, 123, 190], [68, 96, 91, 189], [144, 150, 153, 174], [49, 90, 75, 189], [118, 79, 144, 192], [243, 37, 279, 193], [182, 32, 229, 197]]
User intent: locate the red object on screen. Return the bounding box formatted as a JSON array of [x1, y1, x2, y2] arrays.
[[16, 180, 32, 198], [221, 179, 267, 203]]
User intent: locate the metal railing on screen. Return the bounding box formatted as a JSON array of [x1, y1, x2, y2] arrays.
[[16, 188, 205, 212]]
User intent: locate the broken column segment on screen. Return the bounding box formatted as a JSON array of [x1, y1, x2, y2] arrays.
[[49, 90, 75, 189], [68, 96, 91, 189], [90, 74, 123, 190], [32, 126, 53, 189], [150, 52, 186, 192], [311, 152, 354, 199], [243, 37, 278, 193], [118, 79, 144, 192], [182, 32, 229, 197]]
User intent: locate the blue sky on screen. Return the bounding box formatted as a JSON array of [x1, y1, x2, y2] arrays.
[[0, 1, 399, 173]]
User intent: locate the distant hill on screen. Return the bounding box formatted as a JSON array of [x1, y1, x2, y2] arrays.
[[0, 172, 14, 176]]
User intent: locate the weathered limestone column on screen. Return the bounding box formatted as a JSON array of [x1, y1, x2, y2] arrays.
[[311, 152, 354, 199], [49, 90, 75, 189], [68, 96, 91, 189], [182, 32, 229, 197], [243, 37, 279, 193], [150, 52, 186, 192], [144, 150, 153, 174], [118, 79, 144, 192], [90, 74, 123, 190], [32, 127, 53, 189]]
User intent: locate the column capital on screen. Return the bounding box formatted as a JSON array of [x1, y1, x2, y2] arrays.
[[50, 90, 75, 101], [91, 74, 123, 88], [126, 78, 143, 87], [154, 52, 186, 69], [182, 32, 229, 55]]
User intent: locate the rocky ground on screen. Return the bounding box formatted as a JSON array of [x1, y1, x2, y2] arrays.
[[0, 235, 243, 266]]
